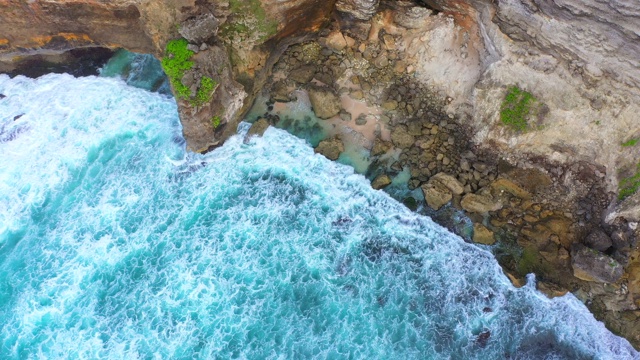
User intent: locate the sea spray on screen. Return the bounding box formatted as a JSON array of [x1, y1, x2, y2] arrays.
[[0, 74, 638, 359]]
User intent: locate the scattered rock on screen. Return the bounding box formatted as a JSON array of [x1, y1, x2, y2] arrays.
[[473, 223, 495, 245], [243, 118, 270, 143], [315, 137, 344, 160], [537, 281, 568, 298], [308, 85, 341, 119], [476, 330, 491, 348], [371, 174, 392, 190], [179, 13, 219, 44], [382, 100, 398, 111], [584, 229, 613, 252], [571, 244, 623, 283]]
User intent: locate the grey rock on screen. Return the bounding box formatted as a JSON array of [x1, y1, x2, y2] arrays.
[[394, 6, 433, 29], [583, 229, 613, 252], [290, 65, 316, 84], [179, 13, 219, 44], [571, 244, 623, 283]]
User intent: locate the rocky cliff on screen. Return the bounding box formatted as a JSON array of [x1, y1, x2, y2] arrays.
[[1, 0, 639, 349]]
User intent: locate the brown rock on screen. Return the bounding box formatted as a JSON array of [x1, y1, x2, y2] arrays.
[[290, 65, 316, 84], [325, 30, 349, 51], [314, 137, 344, 161], [372, 174, 392, 190], [390, 126, 415, 149], [308, 86, 341, 119], [421, 181, 452, 210], [371, 138, 392, 156], [537, 281, 568, 298], [461, 193, 502, 214], [473, 223, 495, 245], [431, 172, 465, 195]]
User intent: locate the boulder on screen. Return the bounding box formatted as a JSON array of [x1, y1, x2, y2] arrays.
[[244, 118, 270, 143], [178, 13, 219, 44], [584, 229, 613, 252], [461, 193, 502, 214], [431, 172, 464, 195], [390, 126, 415, 149], [308, 86, 341, 119], [290, 65, 317, 84], [271, 81, 294, 102], [371, 138, 392, 156], [421, 181, 452, 210], [371, 174, 392, 190], [571, 244, 623, 283], [473, 223, 495, 245], [324, 31, 349, 51], [315, 137, 344, 160]]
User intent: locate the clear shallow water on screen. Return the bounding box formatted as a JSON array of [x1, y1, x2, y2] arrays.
[[0, 74, 638, 359]]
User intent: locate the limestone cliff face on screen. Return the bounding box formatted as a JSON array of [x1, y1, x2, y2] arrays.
[[0, 0, 335, 152]]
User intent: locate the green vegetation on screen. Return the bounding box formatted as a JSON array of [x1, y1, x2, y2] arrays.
[[500, 86, 536, 132], [161, 39, 217, 107], [220, 0, 278, 42], [161, 39, 195, 100], [619, 163, 640, 201], [211, 116, 221, 129], [191, 76, 217, 107], [621, 138, 639, 147], [516, 246, 550, 277]]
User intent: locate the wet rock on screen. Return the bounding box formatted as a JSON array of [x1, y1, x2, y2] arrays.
[[571, 244, 623, 283], [584, 229, 613, 252], [421, 180, 452, 210], [271, 81, 294, 102], [537, 281, 568, 298], [0, 94, 5, 99], [371, 174, 392, 190], [371, 138, 392, 156], [315, 137, 344, 160], [473, 223, 495, 245], [355, 114, 368, 125], [390, 126, 415, 149], [178, 13, 219, 44], [476, 330, 491, 348], [243, 118, 270, 143], [461, 193, 503, 214], [308, 85, 341, 119], [290, 65, 317, 84]]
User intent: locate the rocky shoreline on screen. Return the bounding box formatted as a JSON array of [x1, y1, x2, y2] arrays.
[[246, 7, 640, 347], [2, 0, 639, 350]]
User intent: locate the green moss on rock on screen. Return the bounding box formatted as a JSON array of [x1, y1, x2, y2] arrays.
[[161, 39, 194, 100], [500, 86, 537, 132]]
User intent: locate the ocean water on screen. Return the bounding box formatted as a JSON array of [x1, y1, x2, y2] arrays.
[[0, 73, 638, 359]]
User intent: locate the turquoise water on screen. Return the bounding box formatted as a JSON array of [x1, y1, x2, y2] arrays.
[[0, 73, 638, 359]]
